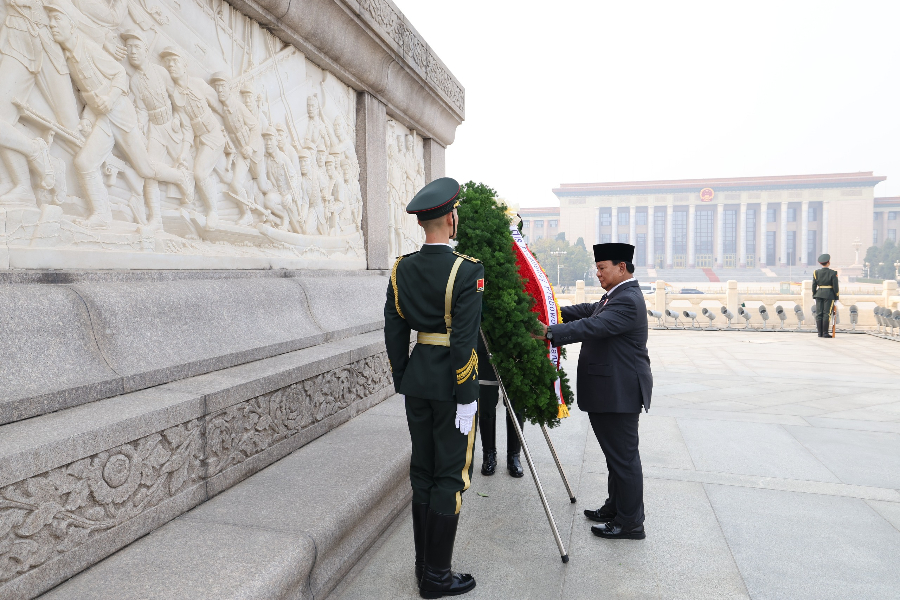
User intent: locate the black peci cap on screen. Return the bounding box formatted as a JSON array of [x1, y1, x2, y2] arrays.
[[406, 177, 461, 221], [593, 243, 635, 263]]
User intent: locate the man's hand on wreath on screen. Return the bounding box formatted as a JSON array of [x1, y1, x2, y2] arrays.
[[530, 321, 549, 340]]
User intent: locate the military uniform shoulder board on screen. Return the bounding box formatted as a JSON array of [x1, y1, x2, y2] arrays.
[[453, 251, 481, 263], [401, 250, 419, 258]]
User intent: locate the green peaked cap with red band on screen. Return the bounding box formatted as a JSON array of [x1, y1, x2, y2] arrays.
[[406, 177, 460, 221]]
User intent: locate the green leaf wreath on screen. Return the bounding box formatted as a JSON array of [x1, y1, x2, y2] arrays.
[[455, 181, 574, 427]]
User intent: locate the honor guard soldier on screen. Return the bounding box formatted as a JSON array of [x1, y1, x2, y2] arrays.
[[813, 254, 840, 338], [384, 177, 483, 599], [477, 335, 526, 478]]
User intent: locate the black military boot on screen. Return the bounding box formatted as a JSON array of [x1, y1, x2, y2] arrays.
[[506, 408, 525, 478], [822, 317, 832, 338], [412, 503, 429, 583], [816, 319, 823, 337], [479, 410, 497, 476], [419, 509, 476, 598]]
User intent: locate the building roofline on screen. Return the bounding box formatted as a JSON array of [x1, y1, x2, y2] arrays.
[[553, 172, 886, 197]]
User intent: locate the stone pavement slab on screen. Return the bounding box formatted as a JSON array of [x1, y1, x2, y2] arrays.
[[785, 425, 900, 488], [330, 331, 900, 600], [705, 485, 900, 600], [676, 419, 841, 481]]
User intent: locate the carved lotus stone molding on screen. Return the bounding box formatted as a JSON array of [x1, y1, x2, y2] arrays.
[[0, 351, 391, 587]]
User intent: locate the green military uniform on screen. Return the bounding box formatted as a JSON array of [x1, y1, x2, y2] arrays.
[[385, 244, 484, 513], [384, 177, 482, 598], [477, 335, 525, 477], [812, 253, 839, 338]]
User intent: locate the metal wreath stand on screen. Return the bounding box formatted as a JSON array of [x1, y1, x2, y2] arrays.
[[479, 329, 575, 563]]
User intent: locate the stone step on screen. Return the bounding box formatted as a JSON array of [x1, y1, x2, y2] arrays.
[[0, 330, 395, 600], [37, 395, 411, 600], [0, 270, 388, 425]]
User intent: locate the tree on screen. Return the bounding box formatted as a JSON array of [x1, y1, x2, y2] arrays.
[[529, 237, 595, 287], [864, 240, 900, 280]]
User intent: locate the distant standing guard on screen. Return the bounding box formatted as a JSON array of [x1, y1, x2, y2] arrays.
[[813, 254, 840, 338], [536, 243, 652, 540], [384, 177, 484, 598]]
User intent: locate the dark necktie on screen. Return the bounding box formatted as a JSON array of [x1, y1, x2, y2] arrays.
[[600, 293, 610, 307]]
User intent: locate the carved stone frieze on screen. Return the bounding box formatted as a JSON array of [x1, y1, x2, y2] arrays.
[[386, 119, 425, 261], [0, 420, 203, 584], [206, 352, 391, 476], [356, 0, 464, 115], [0, 351, 391, 587], [0, 0, 365, 268]]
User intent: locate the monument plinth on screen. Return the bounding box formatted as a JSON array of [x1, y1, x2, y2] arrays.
[[0, 0, 463, 596]]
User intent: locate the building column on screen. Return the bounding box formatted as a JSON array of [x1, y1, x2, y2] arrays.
[[629, 205, 636, 245], [739, 202, 748, 267], [715, 202, 724, 267], [611, 206, 618, 242], [780, 201, 789, 266], [356, 91, 389, 270], [800, 200, 809, 266], [688, 203, 696, 267], [759, 201, 767, 266], [822, 201, 829, 253], [422, 138, 445, 182], [666, 203, 674, 268], [646, 206, 655, 267]]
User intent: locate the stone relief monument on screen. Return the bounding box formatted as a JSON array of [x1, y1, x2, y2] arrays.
[[0, 0, 366, 269], [387, 118, 424, 260], [0, 0, 464, 596]]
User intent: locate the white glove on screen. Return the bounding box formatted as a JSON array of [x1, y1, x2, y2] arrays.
[[455, 401, 477, 435]]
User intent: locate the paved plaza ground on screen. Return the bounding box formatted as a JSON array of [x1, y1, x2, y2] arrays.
[[330, 330, 900, 600]]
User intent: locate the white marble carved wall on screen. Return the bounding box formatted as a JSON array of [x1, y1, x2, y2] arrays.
[[0, 0, 365, 268], [386, 118, 424, 261]]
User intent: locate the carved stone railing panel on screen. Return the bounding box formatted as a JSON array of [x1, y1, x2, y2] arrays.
[[0, 0, 366, 270], [0, 349, 392, 591], [386, 118, 425, 261]]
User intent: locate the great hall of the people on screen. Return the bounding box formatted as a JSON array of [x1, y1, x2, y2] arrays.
[[534, 172, 897, 270]]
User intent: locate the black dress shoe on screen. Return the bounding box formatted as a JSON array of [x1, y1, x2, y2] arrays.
[[583, 506, 616, 523], [507, 453, 524, 478], [481, 450, 497, 476], [591, 522, 646, 540]]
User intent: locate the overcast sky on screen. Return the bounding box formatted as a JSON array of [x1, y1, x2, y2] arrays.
[[395, 0, 900, 207]]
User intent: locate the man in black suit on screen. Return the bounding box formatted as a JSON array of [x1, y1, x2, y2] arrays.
[[536, 242, 652, 540]]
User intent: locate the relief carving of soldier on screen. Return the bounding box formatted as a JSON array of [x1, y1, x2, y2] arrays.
[[122, 29, 189, 230], [303, 93, 332, 151], [46, 0, 193, 228], [261, 125, 298, 232], [161, 46, 224, 228], [0, 0, 78, 204], [297, 144, 325, 235], [274, 122, 300, 188], [240, 80, 267, 132], [210, 71, 271, 227]]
